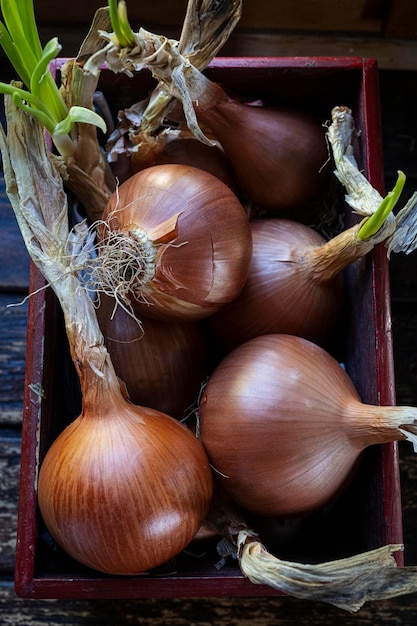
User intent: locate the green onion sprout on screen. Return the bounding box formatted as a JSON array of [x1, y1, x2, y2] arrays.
[[357, 170, 406, 240], [108, 0, 136, 49], [0, 0, 106, 157]]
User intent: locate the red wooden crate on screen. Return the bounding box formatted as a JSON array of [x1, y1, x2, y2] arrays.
[[14, 56, 403, 599]]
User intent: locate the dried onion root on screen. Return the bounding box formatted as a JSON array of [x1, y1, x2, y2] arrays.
[[85, 217, 158, 311]]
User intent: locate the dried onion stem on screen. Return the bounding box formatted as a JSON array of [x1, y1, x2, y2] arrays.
[[0, 96, 108, 377], [327, 106, 417, 254], [208, 489, 417, 613], [100, 0, 243, 171], [140, 0, 243, 135], [84, 2, 238, 148]]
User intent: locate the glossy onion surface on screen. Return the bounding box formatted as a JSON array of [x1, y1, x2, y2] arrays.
[[38, 400, 213, 575], [196, 96, 329, 211], [210, 218, 344, 350], [199, 334, 372, 518]]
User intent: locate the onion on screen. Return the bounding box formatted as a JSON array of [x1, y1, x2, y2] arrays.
[[209, 217, 386, 350], [199, 334, 417, 519], [96, 294, 211, 418], [194, 82, 329, 210], [38, 358, 213, 574], [95, 163, 252, 321]]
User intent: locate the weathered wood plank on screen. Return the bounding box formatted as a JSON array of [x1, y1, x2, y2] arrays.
[[33, 0, 384, 34], [0, 294, 27, 427], [221, 33, 417, 72], [0, 433, 20, 574], [391, 302, 417, 407], [1, 580, 417, 626], [383, 0, 417, 39], [0, 175, 30, 292], [399, 444, 417, 568]]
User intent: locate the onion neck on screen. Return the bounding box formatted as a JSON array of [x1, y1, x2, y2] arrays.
[[57, 271, 124, 412], [345, 400, 417, 448], [304, 222, 375, 284], [78, 350, 125, 416], [193, 77, 232, 116]]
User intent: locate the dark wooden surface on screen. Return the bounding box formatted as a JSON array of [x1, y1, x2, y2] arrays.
[[2, 67, 417, 623]]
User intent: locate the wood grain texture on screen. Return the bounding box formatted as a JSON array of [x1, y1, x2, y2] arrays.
[[0, 175, 30, 292], [0, 295, 28, 426], [383, 0, 417, 39], [1, 582, 417, 626], [0, 433, 20, 573]]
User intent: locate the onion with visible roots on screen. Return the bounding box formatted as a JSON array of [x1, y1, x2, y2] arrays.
[[2, 102, 214, 577], [94, 163, 252, 322]]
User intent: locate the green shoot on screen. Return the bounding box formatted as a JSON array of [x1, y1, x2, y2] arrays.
[[357, 171, 406, 240], [108, 0, 136, 48], [0, 0, 106, 157]]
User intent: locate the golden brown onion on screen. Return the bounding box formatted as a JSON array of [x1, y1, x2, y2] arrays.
[[4, 90, 213, 579], [209, 217, 376, 350], [96, 294, 211, 418], [194, 83, 329, 210], [97, 163, 252, 321], [199, 334, 417, 519], [38, 362, 213, 575]]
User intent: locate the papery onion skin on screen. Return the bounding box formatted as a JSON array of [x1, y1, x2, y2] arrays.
[[199, 334, 414, 519], [194, 84, 329, 211], [100, 163, 252, 321], [38, 379, 213, 575], [96, 294, 211, 418], [209, 218, 345, 350]]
